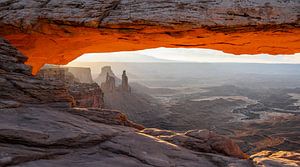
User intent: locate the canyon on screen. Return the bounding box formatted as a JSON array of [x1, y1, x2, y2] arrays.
[[68, 62, 300, 156], [2, 38, 299, 166]]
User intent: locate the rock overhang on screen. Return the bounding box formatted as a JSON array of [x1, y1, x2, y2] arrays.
[[0, 0, 299, 73]]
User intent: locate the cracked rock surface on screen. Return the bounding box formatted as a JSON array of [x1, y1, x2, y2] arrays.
[[0, 0, 299, 29]]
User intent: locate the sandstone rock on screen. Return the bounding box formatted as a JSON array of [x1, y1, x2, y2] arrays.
[[0, 38, 75, 107], [121, 70, 130, 92], [0, 1, 298, 29], [0, 38, 31, 75], [142, 128, 176, 137], [101, 72, 117, 93], [36, 67, 79, 83], [0, 100, 21, 109], [141, 128, 248, 159], [0, 103, 251, 167], [251, 151, 300, 167], [102, 0, 299, 27], [95, 66, 121, 86], [66, 108, 144, 130], [100, 132, 252, 167], [67, 67, 93, 84], [67, 82, 104, 108], [99, 67, 131, 94], [36, 67, 104, 108], [0, 73, 74, 107], [1, 1, 299, 74], [0, 37, 298, 166]]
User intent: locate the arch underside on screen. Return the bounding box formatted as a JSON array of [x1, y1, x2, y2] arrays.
[[2, 23, 299, 74]]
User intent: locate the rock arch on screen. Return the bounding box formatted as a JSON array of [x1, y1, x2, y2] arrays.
[[0, 0, 299, 73]]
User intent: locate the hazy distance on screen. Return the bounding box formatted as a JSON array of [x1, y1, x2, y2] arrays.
[[71, 47, 300, 64]]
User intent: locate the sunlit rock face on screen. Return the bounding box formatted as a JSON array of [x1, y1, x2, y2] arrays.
[[142, 128, 248, 159], [0, 0, 299, 73], [251, 151, 300, 167]]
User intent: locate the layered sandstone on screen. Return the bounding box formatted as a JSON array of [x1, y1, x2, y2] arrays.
[[68, 82, 104, 108], [142, 128, 248, 159], [36, 67, 104, 108], [251, 151, 300, 167], [67, 67, 93, 84], [0, 0, 299, 73], [0, 38, 74, 108]]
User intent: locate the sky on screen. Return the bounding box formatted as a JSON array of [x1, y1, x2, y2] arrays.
[[70, 47, 300, 64]]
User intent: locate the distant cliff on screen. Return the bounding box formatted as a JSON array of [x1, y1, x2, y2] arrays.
[[67, 67, 93, 83], [95, 66, 121, 86], [98, 67, 163, 125]]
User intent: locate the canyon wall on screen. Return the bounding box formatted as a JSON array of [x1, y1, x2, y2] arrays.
[[0, 38, 75, 108], [0, 0, 299, 73], [37, 67, 104, 108], [67, 67, 94, 84]]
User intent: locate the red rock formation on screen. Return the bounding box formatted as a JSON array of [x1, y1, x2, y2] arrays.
[[142, 128, 248, 159], [101, 73, 116, 93], [67, 82, 104, 108], [36, 67, 79, 83], [0, 1, 299, 73], [0, 38, 75, 108], [36, 67, 104, 108], [121, 70, 131, 93], [99, 67, 131, 93], [251, 151, 300, 167]]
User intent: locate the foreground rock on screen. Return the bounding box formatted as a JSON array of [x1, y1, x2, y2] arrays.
[[142, 128, 248, 159], [0, 106, 254, 167], [251, 151, 300, 167], [0, 38, 74, 108]]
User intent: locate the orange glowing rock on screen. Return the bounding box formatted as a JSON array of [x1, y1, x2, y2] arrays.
[[2, 23, 300, 74]]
